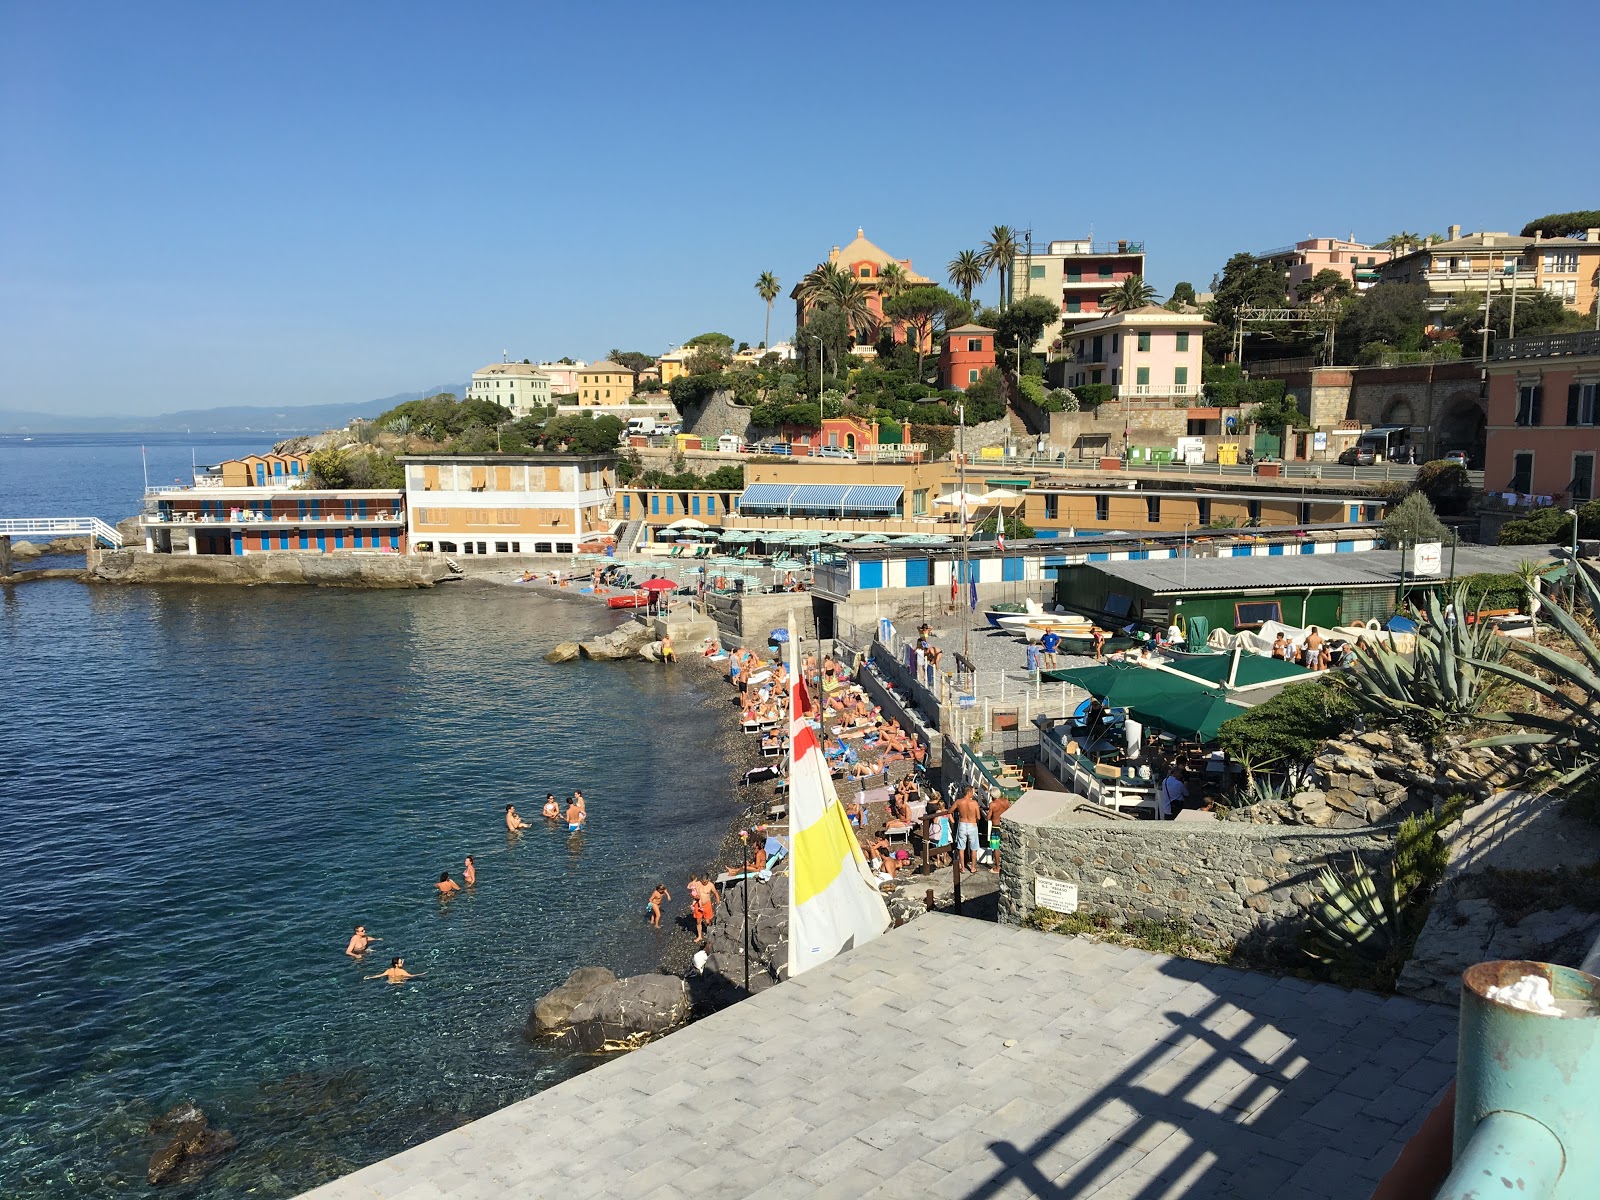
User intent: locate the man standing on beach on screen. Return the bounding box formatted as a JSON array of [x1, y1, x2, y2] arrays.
[[952, 787, 982, 875], [986, 793, 1011, 874], [1039, 629, 1061, 669]]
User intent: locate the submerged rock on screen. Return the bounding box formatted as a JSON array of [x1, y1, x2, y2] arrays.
[[145, 1102, 236, 1186], [528, 966, 617, 1037]]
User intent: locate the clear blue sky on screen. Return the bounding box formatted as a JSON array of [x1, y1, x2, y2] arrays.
[[1, 0, 1594, 417]]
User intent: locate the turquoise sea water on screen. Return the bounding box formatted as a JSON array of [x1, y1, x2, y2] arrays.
[[0, 438, 741, 1197]]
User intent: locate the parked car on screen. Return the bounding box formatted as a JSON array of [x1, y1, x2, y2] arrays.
[[816, 446, 855, 459], [1443, 450, 1470, 468], [1338, 446, 1376, 466]]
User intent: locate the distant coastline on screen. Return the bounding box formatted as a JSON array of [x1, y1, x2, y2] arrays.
[[0, 385, 464, 435]]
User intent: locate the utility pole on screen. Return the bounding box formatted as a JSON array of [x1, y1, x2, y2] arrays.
[[958, 401, 970, 662]]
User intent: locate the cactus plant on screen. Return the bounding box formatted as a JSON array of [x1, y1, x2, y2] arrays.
[[1337, 584, 1505, 743], [1304, 855, 1402, 965]]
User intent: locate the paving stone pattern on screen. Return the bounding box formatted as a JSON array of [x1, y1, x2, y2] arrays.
[[299, 914, 1453, 1200]]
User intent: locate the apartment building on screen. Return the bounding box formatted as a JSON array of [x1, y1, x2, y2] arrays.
[[402, 454, 615, 556], [1059, 307, 1211, 400], [1009, 237, 1146, 351], [575, 360, 636, 406], [468, 361, 553, 417], [1255, 237, 1391, 295], [1377, 225, 1600, 327], [1482, 330, 1600, 502]]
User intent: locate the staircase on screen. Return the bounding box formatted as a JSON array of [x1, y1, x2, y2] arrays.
[[614, 519, 643, 554]]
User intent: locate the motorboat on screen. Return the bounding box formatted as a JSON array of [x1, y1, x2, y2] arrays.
[[606, 591, 650, 609], [984, 599, 1043, 629]]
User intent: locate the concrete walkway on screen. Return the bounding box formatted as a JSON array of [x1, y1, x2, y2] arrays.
[[302, 916, 1456, 1200]]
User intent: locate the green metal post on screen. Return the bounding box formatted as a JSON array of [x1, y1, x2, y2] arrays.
[[1436, 960, 1600, 1200]]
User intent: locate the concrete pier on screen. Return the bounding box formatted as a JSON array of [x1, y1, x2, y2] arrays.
[[300, 914, 1455, 1199]]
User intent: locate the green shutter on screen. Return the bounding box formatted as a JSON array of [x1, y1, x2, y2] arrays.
[[1175, 366, 1188, 385], [1570, 383, 1582, 426], [1137, 331, 1151, 351], [1136, 366, 1150, 385], [1176, 332, 1189, 351]]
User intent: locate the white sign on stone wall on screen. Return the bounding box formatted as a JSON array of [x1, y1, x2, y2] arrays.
[[1034, 876, 1080, 914]]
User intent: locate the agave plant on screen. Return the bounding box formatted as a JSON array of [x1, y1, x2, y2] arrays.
[[1305, 855, 1403, 965], [1338, 584, 1505, 743], [1470, 563, 1600, 791]]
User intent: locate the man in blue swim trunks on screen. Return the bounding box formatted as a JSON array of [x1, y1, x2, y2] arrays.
[[565, 795, 585, 831], [952, 787, 982, 875]]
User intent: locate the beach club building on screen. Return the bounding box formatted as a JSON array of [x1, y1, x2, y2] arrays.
[[1481, 330, 1600, 503], [140, 455, 407, 556], [401, 453, 615, 557], [1020, 480, 1386, 536]]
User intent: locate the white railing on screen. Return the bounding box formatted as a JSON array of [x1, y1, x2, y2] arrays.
[[0, 517, 123, 548], [147, 513, 404, 525]]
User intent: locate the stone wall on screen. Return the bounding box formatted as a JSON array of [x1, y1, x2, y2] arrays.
[[89, 550, 454, 589], [998, 790, 1392, 954], [1048, 397, 1189, 454], [707, 590, 818, 646], [677, 389, 753, 443]]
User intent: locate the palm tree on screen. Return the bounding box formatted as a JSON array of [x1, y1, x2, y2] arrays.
[[947, 249, 986, 304], [755, 271, 780, 349], [1378, 231, 1421, 253], [876, 261, 909, 304], [1103, 275, 1159, 313], [980, 225, 1018, 310], [824, 271, 878, 344], [796, 262, 846, 307]]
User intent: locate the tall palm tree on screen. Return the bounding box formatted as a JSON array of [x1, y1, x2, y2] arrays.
[[796, 262, 847, 307], [947, 249, 986, 304], [876, 261, 909, 303], [755, 271, 780, 349], [980, 226, 1018, 310], [1103, 275, 1159, 313], [824, 271, 878, 343]]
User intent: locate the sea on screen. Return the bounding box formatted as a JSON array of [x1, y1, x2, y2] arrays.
[[0, 434, 743, 1197]]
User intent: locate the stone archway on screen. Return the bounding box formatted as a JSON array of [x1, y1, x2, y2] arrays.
[[1381, 395, 1415, 428], [1437, 391, 1487, 467]]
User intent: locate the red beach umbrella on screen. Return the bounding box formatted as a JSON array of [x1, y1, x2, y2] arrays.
[[640, 577, 679, 591]]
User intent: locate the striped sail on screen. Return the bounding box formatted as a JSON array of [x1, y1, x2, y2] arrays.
[[786, 618, 890, 977]]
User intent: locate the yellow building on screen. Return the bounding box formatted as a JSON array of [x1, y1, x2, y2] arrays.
[[657, 349, 691, 384], [1021, 482, 1385, 535], [1377, 224, 1600, 329], [402, 454, 615, 556], [576, 360, 636, 406]]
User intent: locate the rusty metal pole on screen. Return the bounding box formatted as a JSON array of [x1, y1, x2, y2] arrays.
[[951, 833, 963, 914]]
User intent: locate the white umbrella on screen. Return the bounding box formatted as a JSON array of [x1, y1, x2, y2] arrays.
[[981, 488, 1022, 502], [935, 490, 987, 507], [663, 517, 710, 530]]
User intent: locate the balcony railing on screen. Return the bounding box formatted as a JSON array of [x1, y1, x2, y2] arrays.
[[148, 512, 405, 525], [1492, 330, 1600, 361]]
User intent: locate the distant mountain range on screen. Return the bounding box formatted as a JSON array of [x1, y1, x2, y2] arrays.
[[0, 386, 466, 434]]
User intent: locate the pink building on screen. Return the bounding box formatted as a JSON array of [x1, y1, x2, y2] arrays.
[[1061, 306, 1212, 400], [1256, 237, 1391, 296]]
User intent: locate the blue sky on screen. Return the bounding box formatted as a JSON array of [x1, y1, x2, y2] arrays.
[[1, 0, 1594, 417]]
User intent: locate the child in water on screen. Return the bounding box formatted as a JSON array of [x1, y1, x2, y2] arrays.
[[647, 884, 671, 928]]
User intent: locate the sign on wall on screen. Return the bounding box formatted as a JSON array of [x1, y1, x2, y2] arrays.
[[1313, 431, 1327, 451], [1034, 876, 1080, 914], [1408, 542, 1443, 576]]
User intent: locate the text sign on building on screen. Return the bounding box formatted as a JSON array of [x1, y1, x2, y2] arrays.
[[1408, 542, 1443, 576], [1313, 431, 1327, 451], [1034, 876, 1080, 914]]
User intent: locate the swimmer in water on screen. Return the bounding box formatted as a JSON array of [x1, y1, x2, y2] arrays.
[[565, 796, 585, 832], [542, 793, 561, 820], [437, 871, 461, 896], [345, 925, 380, 957], [506, 803, 531, 832], [366, 957, 424, 984], [463, 856, 476, 887]]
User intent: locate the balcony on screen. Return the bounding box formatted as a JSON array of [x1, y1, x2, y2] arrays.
[[1492, 330, 1600, 361], [148, 511, 406, 526]]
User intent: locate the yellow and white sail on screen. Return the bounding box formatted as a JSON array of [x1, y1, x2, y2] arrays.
[[786, 618, 890, 977]]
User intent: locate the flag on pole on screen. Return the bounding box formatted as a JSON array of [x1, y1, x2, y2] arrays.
[[786, 614, 889, 978], [969, 573, 978, 612], [997, 529, 1006, 552]]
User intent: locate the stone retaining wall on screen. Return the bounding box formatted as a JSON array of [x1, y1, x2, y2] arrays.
[[999, 790, 1393, 954], [88, 550, 454, 589]]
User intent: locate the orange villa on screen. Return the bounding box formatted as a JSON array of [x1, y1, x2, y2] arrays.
[[792, 228, 933, 352], [937, 323, 996, 391]]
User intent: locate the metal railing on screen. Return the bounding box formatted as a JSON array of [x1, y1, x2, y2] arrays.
[[0, 517, 123, 548]]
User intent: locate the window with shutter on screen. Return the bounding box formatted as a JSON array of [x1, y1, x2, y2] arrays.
[[1570, 383, 1582, 426]]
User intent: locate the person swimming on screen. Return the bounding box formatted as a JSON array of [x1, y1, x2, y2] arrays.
[[463, 856, 476, 887], [506, 803, 531, 832], [542, 793, 561, 820], [345, 925, 380, 957], [436, 871, 460, 897], [565, 796, 585, 832], [366, 957, 424, 984]]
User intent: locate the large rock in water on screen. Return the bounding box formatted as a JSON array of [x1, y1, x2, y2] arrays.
[[567, 974, 689, 1052], [528, 966, 617, 1037], [544, 641, 581, 663], [579, 621, 654, 661], [146, 1103, 237, 1186]]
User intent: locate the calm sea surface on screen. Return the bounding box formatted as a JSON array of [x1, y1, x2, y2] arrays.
[[0, 437, 741, 1198]]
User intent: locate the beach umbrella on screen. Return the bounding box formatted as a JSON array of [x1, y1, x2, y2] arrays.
[[663, 517, 710, 530], [640, 577, 678, 591], [936, 490, 987, 507]]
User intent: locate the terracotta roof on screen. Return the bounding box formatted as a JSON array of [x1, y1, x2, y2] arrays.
[[581, 360, 635, 375], [945, 323, 996, 334]]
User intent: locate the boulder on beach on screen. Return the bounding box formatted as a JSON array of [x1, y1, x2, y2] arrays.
[[9, 540, 43, 558], [579, 622, 654, 661], [146, 1102, 236, 1186], [544, 641, 581, 663], [527, 965, 617, 1038], [567, 974, 689, 1052]]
